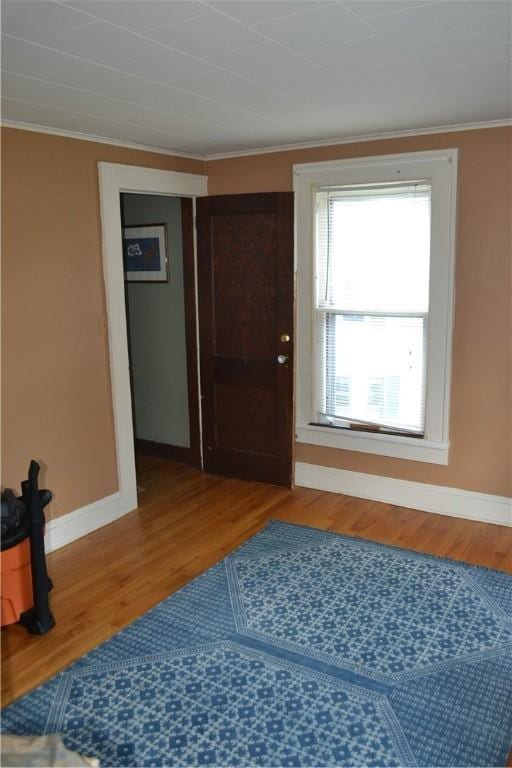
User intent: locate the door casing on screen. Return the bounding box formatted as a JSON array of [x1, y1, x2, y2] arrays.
[[98, 162, 207, 518]]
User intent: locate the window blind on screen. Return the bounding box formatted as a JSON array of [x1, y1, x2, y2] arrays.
[[313, 182, 431, 435]]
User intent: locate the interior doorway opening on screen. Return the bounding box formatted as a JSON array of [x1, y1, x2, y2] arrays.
[[120, 192, 201, 486]]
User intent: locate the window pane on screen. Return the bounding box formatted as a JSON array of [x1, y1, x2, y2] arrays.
[[322, 313, 426, 433], [316, 184, 430, 313]]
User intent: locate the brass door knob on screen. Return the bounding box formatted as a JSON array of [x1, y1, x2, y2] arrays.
[[280, 334, 291, 342]]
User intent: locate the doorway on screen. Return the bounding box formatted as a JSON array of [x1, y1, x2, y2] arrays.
[[98, 161, 208, 520], [120, 193, 201, 473], [99, 164, 295, 519]]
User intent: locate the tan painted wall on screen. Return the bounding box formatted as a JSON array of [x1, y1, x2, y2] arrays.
[[2, 126, 510, 524], [208, 127, 512, 497], [1, 127, 205, 519]]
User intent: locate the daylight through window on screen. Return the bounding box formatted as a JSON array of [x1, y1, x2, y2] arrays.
[[314, 182, 431, 435]]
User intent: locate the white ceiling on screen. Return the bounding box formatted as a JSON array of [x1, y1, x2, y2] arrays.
[[1, 0, 511, 157]]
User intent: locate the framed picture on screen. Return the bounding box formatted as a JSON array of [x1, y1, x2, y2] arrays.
[[122, 224, 168, 282]]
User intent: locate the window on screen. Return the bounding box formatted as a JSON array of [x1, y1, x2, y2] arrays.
[[295, 150, 457, 465], [315, 182, 429, 435]]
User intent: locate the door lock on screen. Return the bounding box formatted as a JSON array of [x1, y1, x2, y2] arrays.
[[280, 334, 291, 342]]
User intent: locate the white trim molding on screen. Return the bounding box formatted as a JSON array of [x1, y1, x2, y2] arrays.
[[295, 462, 512, 527], [98, 161, 208, 537], [296, 424, 449, 464], [205, 119, 511, 160], [43, 460, 512, 553], [3, 117, 510, 162], [1, 119, 204, 160], [45, 492, 127, 553], [294, 149, 458, 465]]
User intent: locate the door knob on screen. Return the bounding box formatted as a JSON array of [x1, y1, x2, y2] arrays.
[[280, 334, 290, 342], [277, 355, 288, 365]]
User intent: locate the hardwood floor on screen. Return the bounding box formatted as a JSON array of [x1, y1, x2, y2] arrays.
[[2, 455, 511, 708]]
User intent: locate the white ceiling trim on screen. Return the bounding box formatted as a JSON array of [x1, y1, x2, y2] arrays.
[[2, 117, 511, 162], [204, 118, 512, 160], [0, 119, 205, 160]]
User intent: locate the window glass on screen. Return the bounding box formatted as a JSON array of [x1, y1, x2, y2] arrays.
[[314, 183, 431, 433]]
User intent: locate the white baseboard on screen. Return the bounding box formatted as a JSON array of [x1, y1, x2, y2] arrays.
[[42, 464, 510, 553], [295, 462, 512, 527], [44, 491, 136, 553]]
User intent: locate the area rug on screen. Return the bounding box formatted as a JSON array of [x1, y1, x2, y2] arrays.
[[2, 521, 512, 767]]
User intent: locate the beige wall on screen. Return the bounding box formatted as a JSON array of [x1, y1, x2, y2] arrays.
[[1, 127, 204, 519], [208, 127, 512, 497], [2, 126, 510, 523]]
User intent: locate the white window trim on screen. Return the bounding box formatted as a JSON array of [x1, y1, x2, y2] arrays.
[[294, 149, 458, 465]]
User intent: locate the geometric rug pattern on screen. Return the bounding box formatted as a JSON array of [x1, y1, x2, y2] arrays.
[[227, 540, 512, 681], [42, 643, 414, 767], [2, 521, 512, 766]]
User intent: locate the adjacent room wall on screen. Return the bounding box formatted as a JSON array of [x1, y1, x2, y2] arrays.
[[1, 127, 204, 520], [208, 126, 512, 498], [122, 193, 190, 448]]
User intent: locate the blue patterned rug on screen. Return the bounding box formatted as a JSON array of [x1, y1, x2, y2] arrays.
[[3, 521, 512, 767]]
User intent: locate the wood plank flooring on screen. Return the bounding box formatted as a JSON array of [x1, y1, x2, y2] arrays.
[[2, 455, 511, 707]]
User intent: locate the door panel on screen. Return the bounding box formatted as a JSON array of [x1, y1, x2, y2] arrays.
[[197, 192, 294, 487]]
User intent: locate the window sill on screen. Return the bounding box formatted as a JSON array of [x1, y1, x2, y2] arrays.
[[295, 422, 449, 465]]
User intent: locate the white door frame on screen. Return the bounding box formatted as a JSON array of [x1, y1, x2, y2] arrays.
[[98, 161, 208, 519]]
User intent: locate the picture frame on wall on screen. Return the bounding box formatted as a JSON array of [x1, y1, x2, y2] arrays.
[[123, 223, 168, 282]]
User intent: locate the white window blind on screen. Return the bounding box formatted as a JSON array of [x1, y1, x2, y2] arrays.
[[313, 182, 431, 435]]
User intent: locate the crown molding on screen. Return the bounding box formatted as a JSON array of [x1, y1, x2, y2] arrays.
[[2, 117, 511, 163], [0, 120, 206, 160], [205, 119, 512, 160]]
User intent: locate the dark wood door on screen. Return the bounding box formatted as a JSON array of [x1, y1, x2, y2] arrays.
[[197, 192, 294, 487]]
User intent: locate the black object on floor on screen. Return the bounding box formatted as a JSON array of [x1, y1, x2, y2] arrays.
[[1, 460, 55, 635]]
